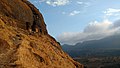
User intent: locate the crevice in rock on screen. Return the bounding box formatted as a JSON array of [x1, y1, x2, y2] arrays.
[[33, 53, 45, 63]]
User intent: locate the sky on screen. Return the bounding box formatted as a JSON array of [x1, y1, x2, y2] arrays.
[[29, 0, 120, 45]]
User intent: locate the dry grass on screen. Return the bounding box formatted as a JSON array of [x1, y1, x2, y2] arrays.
[[0, 15, 83, 68]]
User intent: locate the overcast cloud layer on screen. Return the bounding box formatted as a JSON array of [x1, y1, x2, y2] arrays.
[[57, 20, 120, 45]]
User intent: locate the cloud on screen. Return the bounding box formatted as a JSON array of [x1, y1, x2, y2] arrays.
[[113, 19, 120, 28], [46, 0, 70, 7], [77, 1, 91, 7], [62, 10, 80, 16], [29, 0, 45, 3], [57, 19, 120, 45], [77, 1, 84, 5], [84, 20, 112, 33], [69, 10, 80, 16], [103, 8, 120, 18], [29, 0, 70, 7]]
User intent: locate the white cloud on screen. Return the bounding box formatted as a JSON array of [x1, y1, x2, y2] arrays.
[[38, 0, 46, 3], [57, 19, 120, 45], [77, 1, 84, 5], [69, 10, 80, 16], [104, 8, 120, 15], [84, 20, 112, 33], [29, 0, 45, 3], [29, 0, 70, 7], [77, 1, 91, 7], [103, 8, 120, 18], [46, 0, 70, 7]]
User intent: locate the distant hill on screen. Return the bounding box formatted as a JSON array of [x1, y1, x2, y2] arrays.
[[62, 34, 120, 57]]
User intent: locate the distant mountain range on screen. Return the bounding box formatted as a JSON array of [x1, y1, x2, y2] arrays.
[[62, 34, 120, 57]]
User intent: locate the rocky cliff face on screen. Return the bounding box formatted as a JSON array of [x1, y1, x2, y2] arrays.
[[0, 0, 47, 34], [0, 0, 83, 68]]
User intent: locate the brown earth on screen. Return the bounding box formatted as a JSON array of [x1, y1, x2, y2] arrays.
[[0, 0, 83, 68]]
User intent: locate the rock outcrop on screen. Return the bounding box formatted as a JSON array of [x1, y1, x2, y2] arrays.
[[0, 0, 47, 34], [0, 0, 83, 68]]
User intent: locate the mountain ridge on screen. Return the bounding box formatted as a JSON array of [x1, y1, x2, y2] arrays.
[[62, 34, 120, 57]]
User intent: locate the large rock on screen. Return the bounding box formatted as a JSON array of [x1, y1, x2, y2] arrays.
[[0, 0, 47, 34], [0, 0, 83, 68]]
